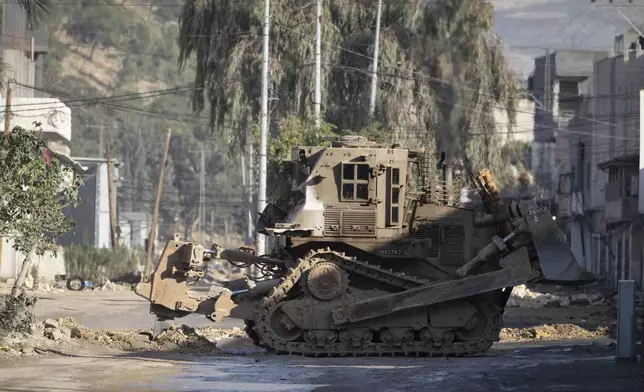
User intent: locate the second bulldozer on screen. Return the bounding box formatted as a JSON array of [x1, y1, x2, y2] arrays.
[[135, 136, 591, 356]]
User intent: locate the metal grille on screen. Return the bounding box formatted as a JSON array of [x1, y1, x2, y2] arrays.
[[341, 210, 376, 237], [440, 226, 465, 266], [413, 224, 439, 257], [323, 210, 341, 236]]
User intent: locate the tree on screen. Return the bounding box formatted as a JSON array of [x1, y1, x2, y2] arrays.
[[0, 0, 51, 85], [178, 0, 518, 183], [15, 0, 50, 27], [0, 126, 81, 297]]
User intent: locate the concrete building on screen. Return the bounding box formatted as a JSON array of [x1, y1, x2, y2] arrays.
[[1, 2, 49, 98], [558, 29, 644, 291], [528, 49, 610, 213], [527, 50, 612, 278], [0, 97, 72, 155], [119, 212, 153, 250], [493, 98, 535, 145], [56, 158, 121, 249], [590, 30, 643, 290]]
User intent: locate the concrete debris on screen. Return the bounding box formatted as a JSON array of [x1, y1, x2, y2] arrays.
[[29, 322, 44, 337], [96, 280, 132, 292], [51, 317, 248, 356], [44, 327, 64, 342], [33, 284, 66, 294], [506, 285, 609, 309], [43, 319, 59, 329], [1, 315, 614, 360], [499, 323, 609, 342], [2, 316, 251, 359]]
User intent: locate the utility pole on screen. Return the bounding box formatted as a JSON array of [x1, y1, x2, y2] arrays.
[[314, 0, 322, 128], [241, 148, 249, 245], [542, 48, 551, 209], [99, 128, 104, 158], [3, 79, 13, 146], [199, 148, 205, 236], [144, 129, 172, 277], [257, 0, 270, 256], [248, 143, 255, 244], [105, 136, 118, 248], [369, 0, 382, 118]]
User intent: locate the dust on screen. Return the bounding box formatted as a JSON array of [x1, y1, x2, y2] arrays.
[[499, 323, 610, 342]]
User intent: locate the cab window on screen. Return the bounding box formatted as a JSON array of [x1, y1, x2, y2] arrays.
[[390, 168, 401, 224], [341, 163, 369, 201]]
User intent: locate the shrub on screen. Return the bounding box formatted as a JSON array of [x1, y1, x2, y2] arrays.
[[0, 290, 37, 336], [63, 246, 140, 285]]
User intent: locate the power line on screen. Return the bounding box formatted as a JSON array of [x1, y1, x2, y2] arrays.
[[274, 23, 625, 132]]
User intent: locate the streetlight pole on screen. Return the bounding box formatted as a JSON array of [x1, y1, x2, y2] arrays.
[[256, 0, 271, 255]]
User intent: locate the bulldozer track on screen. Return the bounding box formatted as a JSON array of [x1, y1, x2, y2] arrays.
[[250, 249, 502, 357]]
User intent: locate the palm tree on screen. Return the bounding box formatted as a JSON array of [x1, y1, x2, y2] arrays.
[[0, 0, 51, 86], [17, 0, 50, 26]]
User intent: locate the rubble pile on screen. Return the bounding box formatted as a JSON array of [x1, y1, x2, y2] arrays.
[[0, 321, 53, 359], [94, 280, 133, 292], [11, 317, 249, 356], [505, 284, 610, 308], [33, 284, 66, 294], [2, 315, 615, 359], [499, 323, 610, 342]]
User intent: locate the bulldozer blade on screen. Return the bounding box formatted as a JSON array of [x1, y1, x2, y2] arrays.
[[523, 213, 594, 283]]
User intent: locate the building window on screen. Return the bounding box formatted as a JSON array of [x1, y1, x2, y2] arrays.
[[586, 162, 591, 191], [390, 168, 401, 224], [341, 163, 369, 201]]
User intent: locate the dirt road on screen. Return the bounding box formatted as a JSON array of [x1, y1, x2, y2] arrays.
[[32, 289, 242, 330], [30, 288, 615, 332]]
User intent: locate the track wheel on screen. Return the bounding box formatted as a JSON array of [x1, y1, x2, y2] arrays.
[[455, 304, 491, 342], [268, 305, 302, 342]]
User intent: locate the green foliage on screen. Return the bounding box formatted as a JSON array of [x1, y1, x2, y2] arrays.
[[339, 122, 391, 145], [178, 0, 519, 187], [63, 245, 140, 285], [0, 126, 81, 256], [40, 2, 230, 239], [250, 116, 334, 200], [66, 0, 143, 49], [265, 116, 335, 163], [0, 290, 37, 336]]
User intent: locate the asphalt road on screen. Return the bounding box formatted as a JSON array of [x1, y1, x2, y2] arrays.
[[0, 343, 640, 392]]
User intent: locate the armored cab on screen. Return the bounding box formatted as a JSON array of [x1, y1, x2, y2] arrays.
[[256, 136, 517, 283], [135, 136, 591, 357]]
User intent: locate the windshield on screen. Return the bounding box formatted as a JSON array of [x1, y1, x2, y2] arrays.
[[407, 161, 420, 194]]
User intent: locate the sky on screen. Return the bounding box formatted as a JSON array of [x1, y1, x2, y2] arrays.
[[490, 0, 644, 77]]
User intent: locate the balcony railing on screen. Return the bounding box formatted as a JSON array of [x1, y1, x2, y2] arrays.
[[604, 196, 638, 224], [605, 178, 637, 202]]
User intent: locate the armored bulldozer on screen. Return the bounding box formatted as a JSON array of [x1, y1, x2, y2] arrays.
[[135, 136, 590, 356]]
